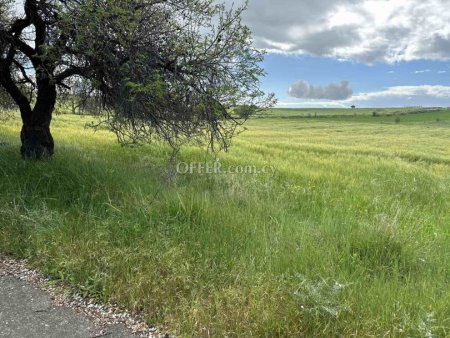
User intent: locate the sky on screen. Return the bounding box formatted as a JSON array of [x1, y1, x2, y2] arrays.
[[227, 0, 450, 108], [8, 0, 450, 108]]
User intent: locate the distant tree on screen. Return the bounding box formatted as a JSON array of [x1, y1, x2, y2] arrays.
[[351, 105, 356, 109], [0, 0, 275, 159], [0, 85, 14, 109]]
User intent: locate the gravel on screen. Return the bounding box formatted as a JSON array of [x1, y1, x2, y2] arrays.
[[0, 255, 168, 338]]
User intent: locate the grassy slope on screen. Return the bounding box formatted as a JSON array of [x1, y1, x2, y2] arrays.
[[1, 109, 449, 337]]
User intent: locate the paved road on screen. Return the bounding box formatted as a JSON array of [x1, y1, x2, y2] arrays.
[[0, 275, 136, 338]]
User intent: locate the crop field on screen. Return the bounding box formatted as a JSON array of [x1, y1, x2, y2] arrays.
[[264, 107, 445, 118], [1, 108, 449, 336]]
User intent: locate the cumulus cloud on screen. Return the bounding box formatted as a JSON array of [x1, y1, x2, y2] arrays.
[[224, 0, 450, 63], [288, 80, 353, 100]]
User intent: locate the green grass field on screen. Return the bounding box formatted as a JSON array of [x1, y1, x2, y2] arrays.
[[1, 108, 449, 337]]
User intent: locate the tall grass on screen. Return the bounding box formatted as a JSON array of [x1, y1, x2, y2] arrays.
[[1, 109, 449, 337]]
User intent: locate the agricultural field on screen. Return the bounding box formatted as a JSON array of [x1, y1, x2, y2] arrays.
[[264, 107, 446, 117], [1, 108, 449, 337]]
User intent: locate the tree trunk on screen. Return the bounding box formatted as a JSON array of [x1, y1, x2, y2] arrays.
[[20, 122, 54, 159], [20, 80, 57, 159]]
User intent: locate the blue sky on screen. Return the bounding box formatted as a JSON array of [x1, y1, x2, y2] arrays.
[[225, 0, 450, 108], [260, 54, 450, 108]]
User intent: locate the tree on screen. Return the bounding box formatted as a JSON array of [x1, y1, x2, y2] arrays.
[[0, 85, 14, 109], [0, 0, 275, 159]]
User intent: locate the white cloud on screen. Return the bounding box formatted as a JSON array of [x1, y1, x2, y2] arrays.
[[277, 101, 347, 108], [348, 85, 450, 102], [288, 80, 353, 100], [438, 70, 447, 74], [225, 0, 450, 63], [283, 85, 450, 107], [414, 69, 432, 74]]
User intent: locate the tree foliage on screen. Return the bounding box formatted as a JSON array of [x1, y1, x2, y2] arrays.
[[0, 0, 275, 153]]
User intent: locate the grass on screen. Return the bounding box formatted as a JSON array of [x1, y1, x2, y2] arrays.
[[265, 107, 446, 118], [1, 108, 449, 337]]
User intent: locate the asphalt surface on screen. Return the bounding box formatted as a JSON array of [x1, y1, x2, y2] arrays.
[[0, 275, 136, 338]]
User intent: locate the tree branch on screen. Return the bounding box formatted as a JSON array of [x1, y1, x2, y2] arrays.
[[12, 59, 36, 88], [55, 66, 86, 83], [0, 62, 32, 121]]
